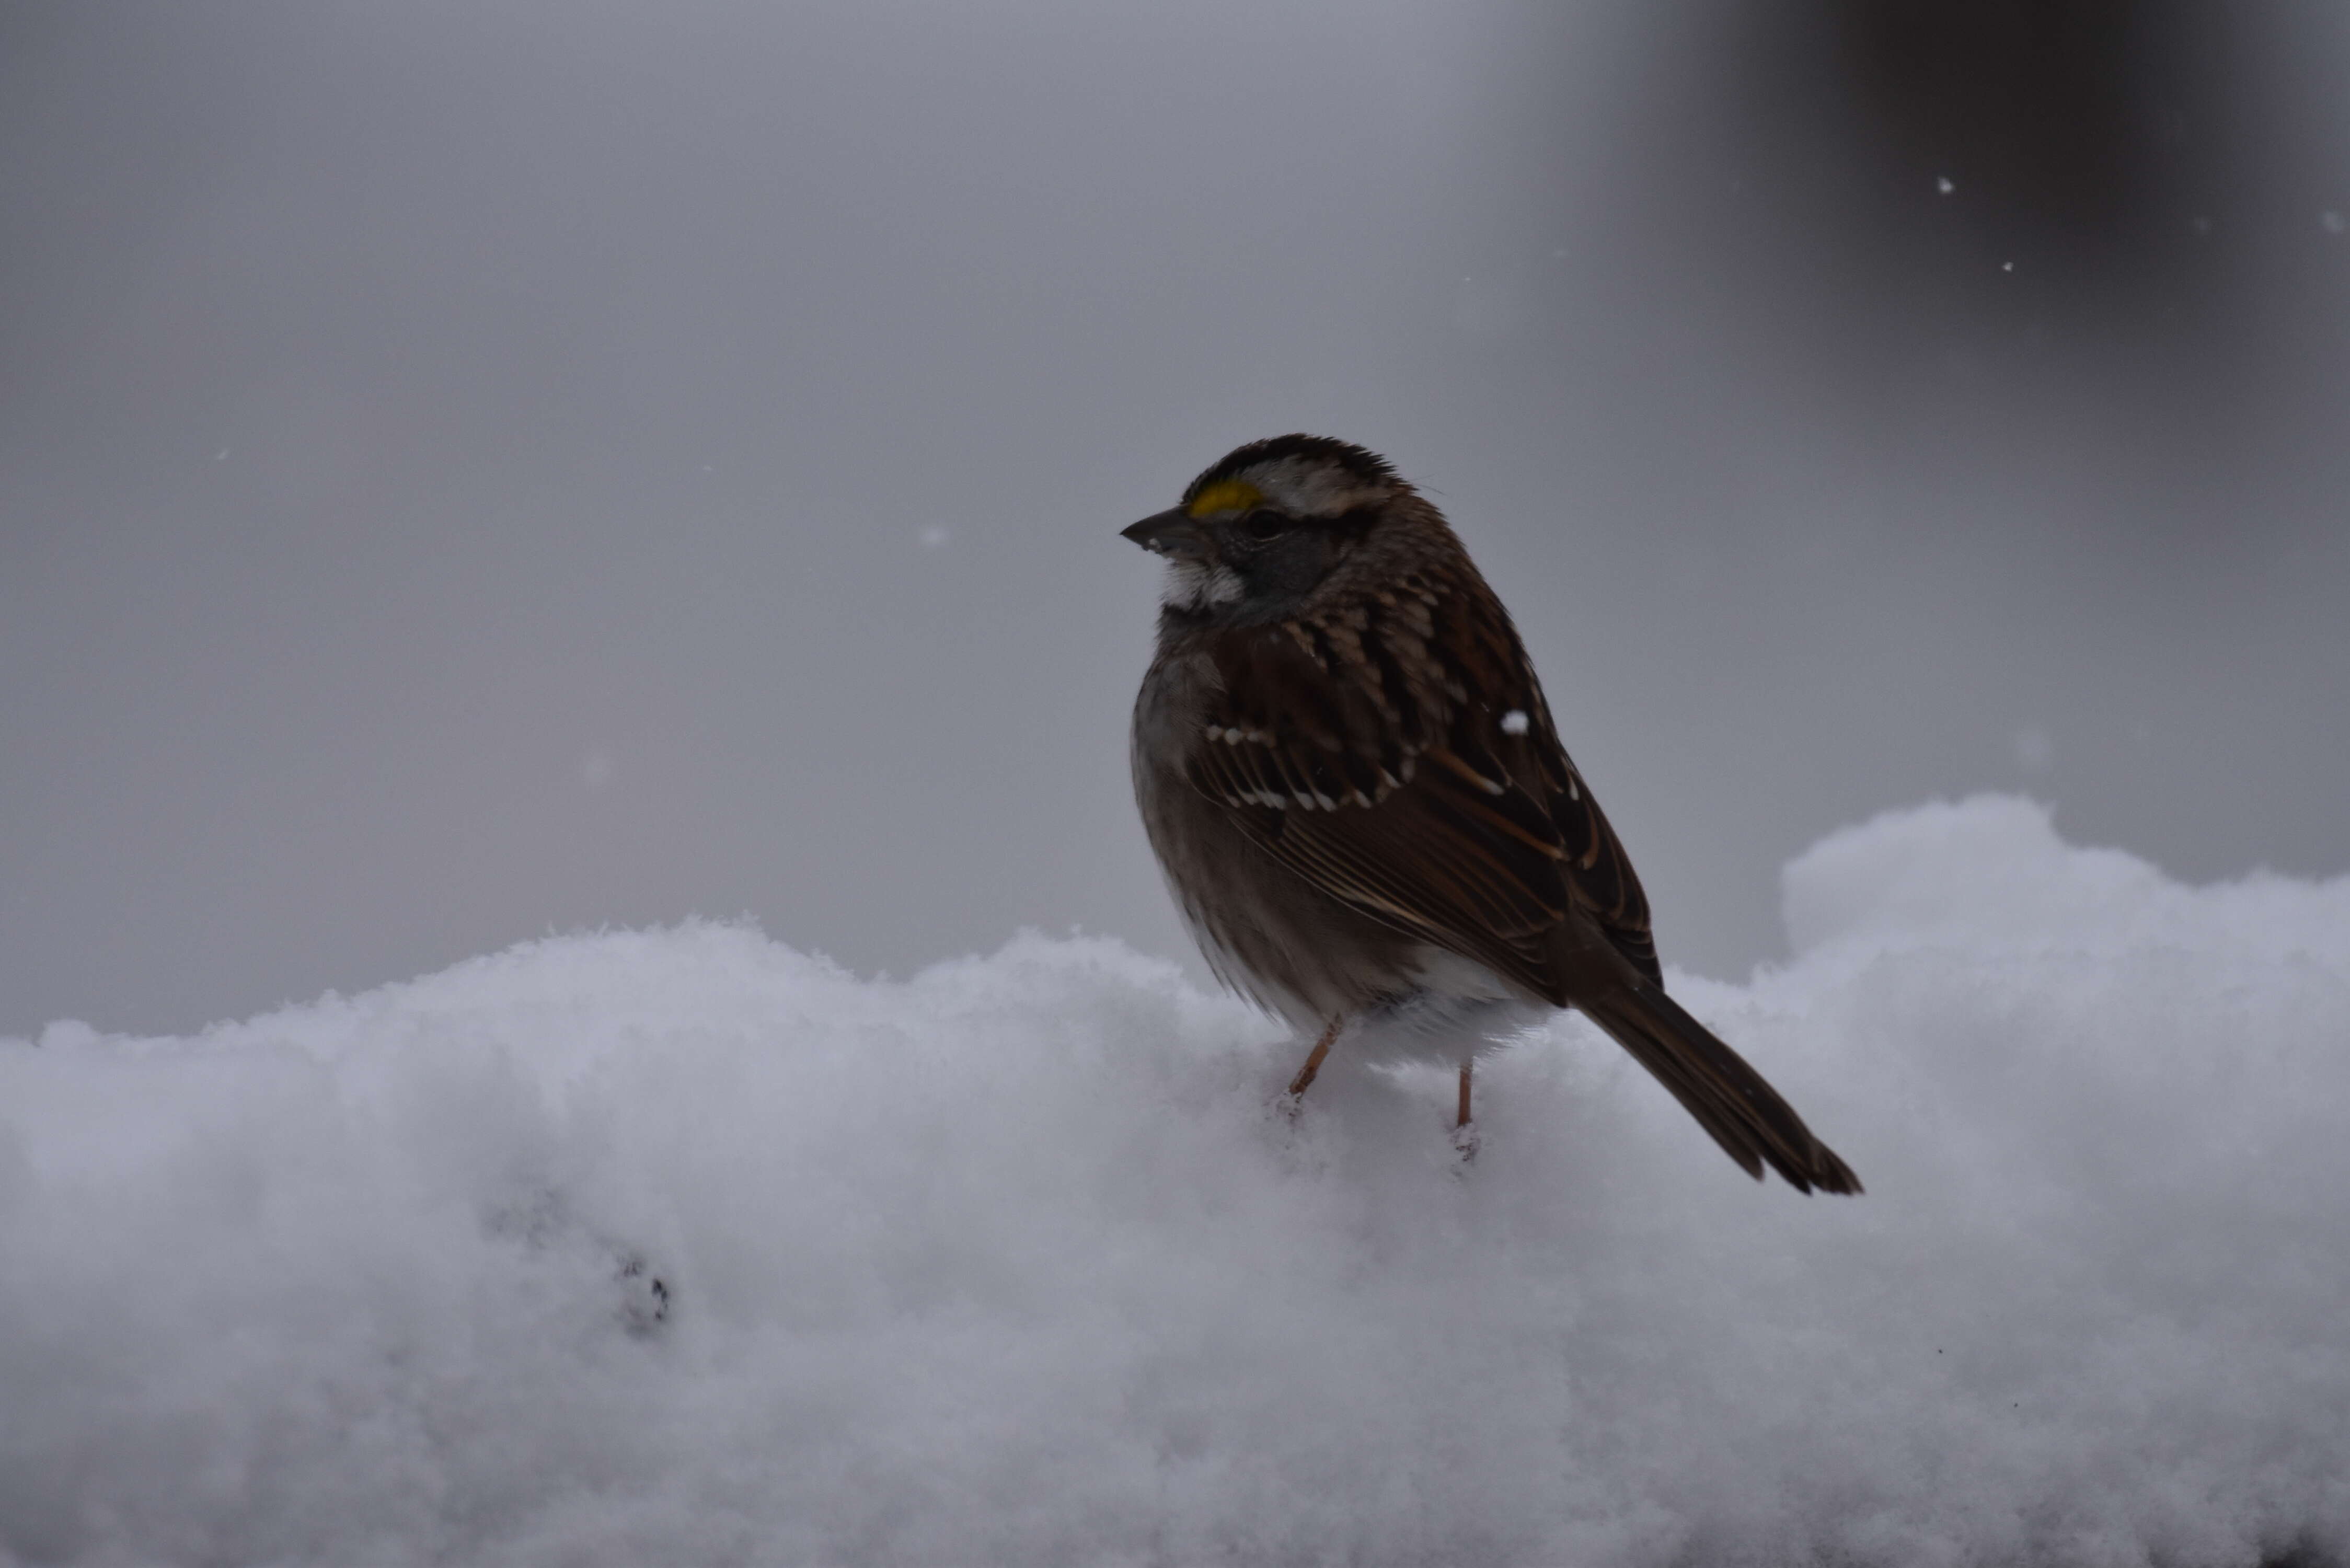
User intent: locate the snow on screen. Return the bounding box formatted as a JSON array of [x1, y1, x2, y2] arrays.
[[3, 796, 2346, 1566]]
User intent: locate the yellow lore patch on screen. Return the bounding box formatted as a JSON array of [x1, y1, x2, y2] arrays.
[[1187, 479, 1263, 517]]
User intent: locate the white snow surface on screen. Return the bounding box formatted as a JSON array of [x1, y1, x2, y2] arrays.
[[3, 796, 2346, 1567]]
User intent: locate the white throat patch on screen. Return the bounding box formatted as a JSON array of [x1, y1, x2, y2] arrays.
[[1161, 559, 1244, 612]]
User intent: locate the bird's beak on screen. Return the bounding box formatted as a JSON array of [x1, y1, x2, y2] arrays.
[[1121, 508, 1210, 560]]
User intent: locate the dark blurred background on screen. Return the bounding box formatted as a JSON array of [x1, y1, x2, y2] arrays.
[[4, 1, 2345, 1036]]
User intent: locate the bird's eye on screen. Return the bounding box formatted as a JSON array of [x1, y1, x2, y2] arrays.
[[1238, 509, 1291, 541]]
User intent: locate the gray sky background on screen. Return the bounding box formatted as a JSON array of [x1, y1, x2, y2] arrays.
[[4, 0, 2347, 1037]]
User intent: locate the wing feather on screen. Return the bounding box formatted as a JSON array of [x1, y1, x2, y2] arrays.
[[1178, 563, 1661, 1000]]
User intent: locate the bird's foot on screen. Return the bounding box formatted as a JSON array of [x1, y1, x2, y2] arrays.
[[1450, 1119, 1480, 1165]]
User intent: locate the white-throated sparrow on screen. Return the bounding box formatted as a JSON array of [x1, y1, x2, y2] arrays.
[[1125, 435, 1859, 1193]]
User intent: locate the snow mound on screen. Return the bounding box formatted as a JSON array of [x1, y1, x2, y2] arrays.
[[3, 797, 2345, 1566]]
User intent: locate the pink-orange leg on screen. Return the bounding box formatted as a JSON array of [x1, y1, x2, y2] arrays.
[[1287, 1015, 1344, 1101], [1452, 1056, 1480, 1162]]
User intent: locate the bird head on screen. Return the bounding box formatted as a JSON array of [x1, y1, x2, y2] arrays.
[[1123, 434, 1413, 621]]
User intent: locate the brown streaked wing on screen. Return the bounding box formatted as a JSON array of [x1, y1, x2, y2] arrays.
[[1513, 693, 1662, 987], [1180, 601, 1581, 1005], [1404, 557, 1660, 986]]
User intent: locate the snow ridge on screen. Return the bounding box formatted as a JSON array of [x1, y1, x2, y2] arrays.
[[3, 796, 2345, 1565]]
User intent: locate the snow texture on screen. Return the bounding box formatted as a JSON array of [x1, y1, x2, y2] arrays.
[[2, 796, 2345, 1567]]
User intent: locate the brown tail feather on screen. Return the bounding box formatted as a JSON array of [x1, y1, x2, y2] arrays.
[[1577, 984, 1861, 1195]]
